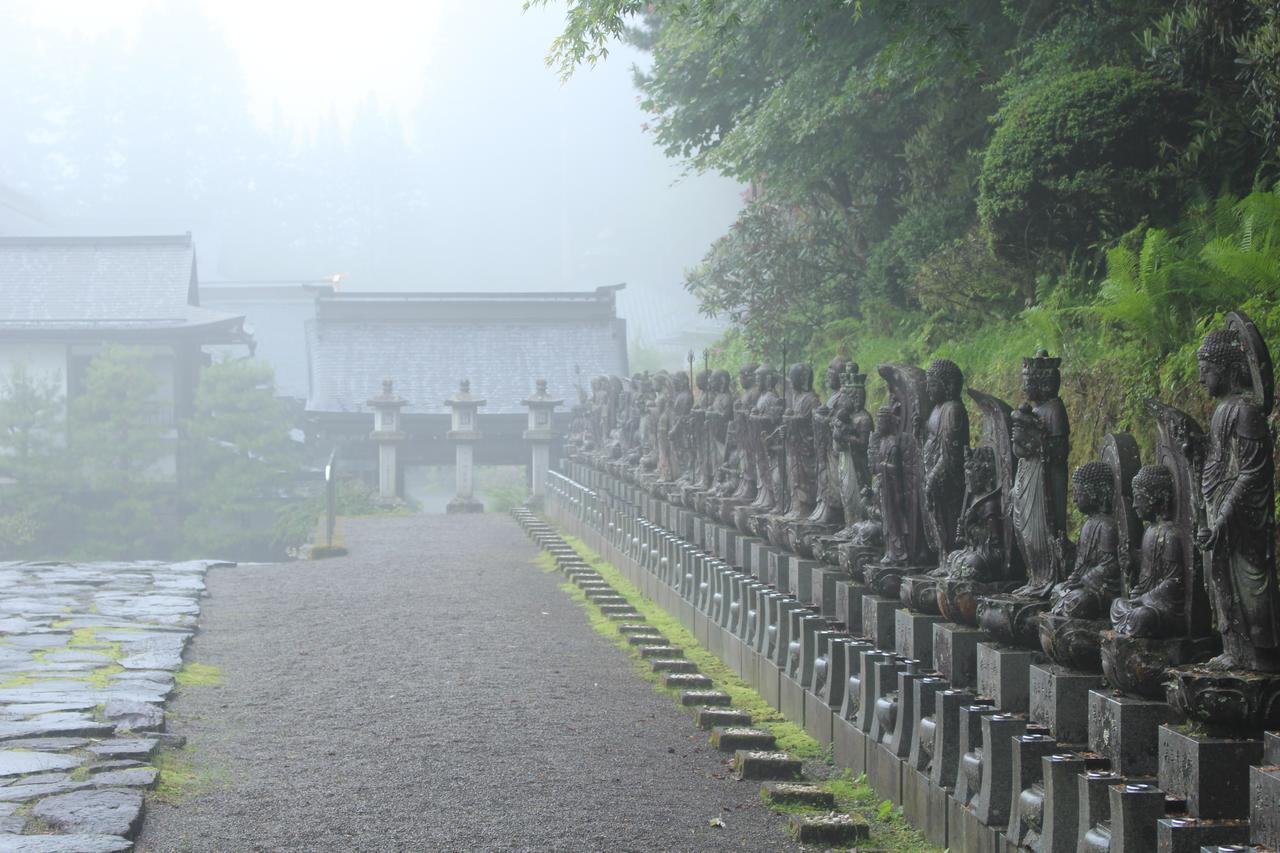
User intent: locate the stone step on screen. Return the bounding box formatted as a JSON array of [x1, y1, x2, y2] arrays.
[[733, 750, 802, 781], [625, 634, 666, 647], [665, 673, 713, 690], [650, 659, 699, 674], [695, 707, 752, 730], [637, 645, 682, 659], [710, 726, 776, 752], [760, 782, 835, 809], [788, 813, 869, 846], [585, 594, 628, 606], [680, 690, 731, 707], [607, 611, 643, 621], [616, 624, 652, 635], [598, 603, 637, 614]]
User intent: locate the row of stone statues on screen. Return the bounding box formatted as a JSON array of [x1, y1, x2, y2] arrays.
[[566, 310, 1279, 729]]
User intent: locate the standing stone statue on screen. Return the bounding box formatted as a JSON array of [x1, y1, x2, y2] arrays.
[[867, 364, 933, 597], [873, 404, 911, 568], [1024, 350, 1071, 536], [1194, 320, 1279, 672], [737, 365, 783, 534], [922, 359, 970, 557], [667, 371, 696, 492], [811, 357, 852, 528], [701, 369, 737, 504], [770, 363, 821, 547], [975, 400, 1072, 646], [899, 359, 971, 611], [653, 371, 674, 486], [819, 366, 875, 567], [1167, 312, 1280, 729], [715, 363, 760, 524]]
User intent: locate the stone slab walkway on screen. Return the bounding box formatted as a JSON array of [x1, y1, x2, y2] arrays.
[[0, 558, 219, 851], [136, 514, 801, 852]]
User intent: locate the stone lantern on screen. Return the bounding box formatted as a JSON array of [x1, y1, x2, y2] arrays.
[[367, 379, 407, 500], [521, 378, 562, 506], [444, 379, 485, 513]]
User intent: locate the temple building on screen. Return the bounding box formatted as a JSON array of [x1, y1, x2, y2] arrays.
[[0, 234, 253, 477], [303, 285, 628, 482]]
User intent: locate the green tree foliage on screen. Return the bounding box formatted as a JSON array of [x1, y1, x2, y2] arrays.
[[180, 357, 303, 560], [0, 364, 66, 557], [536, 0, 1276, 355], [978, 67, 1194, 263], [69, 346, 171, 559]]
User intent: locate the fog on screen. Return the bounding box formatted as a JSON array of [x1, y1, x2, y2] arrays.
[[0, 0, 743, 344]]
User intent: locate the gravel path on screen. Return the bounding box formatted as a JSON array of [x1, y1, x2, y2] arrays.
[[136, 514, 802, 852]]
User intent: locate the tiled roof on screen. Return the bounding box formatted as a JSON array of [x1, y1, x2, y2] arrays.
[[306, 317, 627, 415], [0, 235, 200, 328]]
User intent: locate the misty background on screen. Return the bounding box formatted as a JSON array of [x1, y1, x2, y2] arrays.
[[0, 0, 742, 352]]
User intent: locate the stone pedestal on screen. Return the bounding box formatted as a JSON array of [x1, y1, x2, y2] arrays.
[[1005, 732, 1060, 850], [446, 442, 484, 513], [1040, 751, 1107, 853], [1029, 663, 1101, 746], [862, 595, 898, 650], [810, 565, 843, 619], [933, 622, 988, 689], [895, 610, 944, 670], [1087, 689, 1179, 777], [1157, 726, 1263, 820], [976, 642, 1043, 713], [786, 557, 817, 603], [834, 580, 866, 634], [1250, 764, 1280, 850]]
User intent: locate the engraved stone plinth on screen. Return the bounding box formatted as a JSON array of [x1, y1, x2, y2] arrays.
[[976, 642, 1043, 713], [933, 622, 988, 688], [895, 610, 944, 670], [861, 595, 897, 650], [1087, 689, 1179, 777], [1029, 662, 1102, 746], [1157, 725, 1262, 819], [834, 580, 866, 634]]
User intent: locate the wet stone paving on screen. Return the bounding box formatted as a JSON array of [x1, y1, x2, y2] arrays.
[[0, 560, 220, 853]]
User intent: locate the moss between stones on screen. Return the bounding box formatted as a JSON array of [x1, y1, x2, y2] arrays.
[[175, 662, 224, 688], [546, 525, 940, 852], [152, 747, 229, 805]]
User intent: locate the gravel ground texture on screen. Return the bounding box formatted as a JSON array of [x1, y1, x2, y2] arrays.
[[136, 513, 803, 852]]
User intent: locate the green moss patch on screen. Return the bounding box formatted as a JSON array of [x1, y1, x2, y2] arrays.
[[175, 662, 224, 687]]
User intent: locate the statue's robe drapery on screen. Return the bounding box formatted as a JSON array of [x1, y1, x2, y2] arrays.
[[1111, 521, 1185, 638], [1050, 514, 1121, 619], [923, 398, 969, 557], [1202, 393, 1280, 650]]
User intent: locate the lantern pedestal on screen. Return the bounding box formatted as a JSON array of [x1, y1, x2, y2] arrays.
[[367, 380, 407, 502], [445, 380, 486, 514], [522, 379, 563, 509]]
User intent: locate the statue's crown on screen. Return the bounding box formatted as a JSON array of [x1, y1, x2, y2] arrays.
[[1023, 349, 1061, 371]]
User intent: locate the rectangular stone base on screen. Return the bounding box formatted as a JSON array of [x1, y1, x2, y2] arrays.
[[834, 581, 866, 634], [1028, 663, 1100, 746], [932, 623, 988, 688], [902, 767, 948, 849], [869, 742, 904, 805], [833, 715, 868, 777], [787, 557, 816, 602], [862, 595, 898, 650], [780, 673, 806, 729], [812, 566, 842, 619], [976, 642, 1041, 712], [803, 690, 834, 747], [950, 800, 1004, 853], [757, 654, 782, 711], [1087, 689, 1177, 777], [896, 610, 944, 669], [1157, 725, 1262, 819]]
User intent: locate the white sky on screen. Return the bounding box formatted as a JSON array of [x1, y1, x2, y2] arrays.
[[8, 0, 520, 129]]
